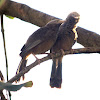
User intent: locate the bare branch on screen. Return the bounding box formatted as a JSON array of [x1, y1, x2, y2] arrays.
[[77, 27, 100, 47], [1, 0, 100, 83], [8, 47, 100, 83], [0, 0, 100, 84], [0, 0, 59, 27], [0, 0, 100, 47]]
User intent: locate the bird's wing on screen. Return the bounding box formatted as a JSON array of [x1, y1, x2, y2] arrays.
[[23, 39, 42, 52], [21, 26, 50, 52]]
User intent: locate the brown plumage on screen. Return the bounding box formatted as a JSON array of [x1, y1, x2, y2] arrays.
[[16, 19, 64, 81], [50, 12, 80, 88]]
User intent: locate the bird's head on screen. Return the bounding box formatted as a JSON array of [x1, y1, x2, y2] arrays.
[[66, 12, 80, 40], [58, 12, 80, 40], [66, 12, 80, 28]]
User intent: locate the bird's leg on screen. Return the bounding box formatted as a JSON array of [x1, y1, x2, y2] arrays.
[[33, 53, 41, 65], [40, 52, 55, 59], [50, 58, 58, 88], [60, 49, 65, 56], [55, 57, 63, 88]]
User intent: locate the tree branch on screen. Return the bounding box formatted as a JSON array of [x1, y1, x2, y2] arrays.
[[1, 0, 59, 27], [8, 47, 100, 83], [77, 27, 100, 47], [0, 0, 100, 47], [1, 0, 100, 83]]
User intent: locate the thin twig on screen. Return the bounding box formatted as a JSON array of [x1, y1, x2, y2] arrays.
[[8, 47, 100, 83], [1, 15, 9, 81], [0, 70, 4, 81], [0, 90, 7, 100], [1, 15, 11, 100]]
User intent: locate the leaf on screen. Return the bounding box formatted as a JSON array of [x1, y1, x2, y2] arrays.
[[0, 81, 33, 91], [0, 0, 6, 7], [5, 15, 14, 19], [23, 81, 33, 87]]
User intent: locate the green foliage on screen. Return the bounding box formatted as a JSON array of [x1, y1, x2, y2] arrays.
[[0, 81, 33, 91], [5, 15, 14, 19], [0, 0, 5, 7]]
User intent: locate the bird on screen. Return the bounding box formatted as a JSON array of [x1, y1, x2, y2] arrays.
[[50, 12, 80, 88], [16, 19, 65, 81]]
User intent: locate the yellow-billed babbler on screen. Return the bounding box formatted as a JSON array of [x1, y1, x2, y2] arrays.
[[16, 19, 64, 81], [50, 12, 80, 88]]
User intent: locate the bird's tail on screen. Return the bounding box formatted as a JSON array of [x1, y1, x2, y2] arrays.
[[50, 59, 57, 88], [50, 57, 62, 88], [16, 58, 27, 82]]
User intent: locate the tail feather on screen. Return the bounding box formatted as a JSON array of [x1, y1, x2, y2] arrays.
[[50, 59, 57, 88], [16, 58, 27, 82], [50, 57, 62, 88]]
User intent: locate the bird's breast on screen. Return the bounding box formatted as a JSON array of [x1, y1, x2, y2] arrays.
[[51, 32, 75, 53]]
